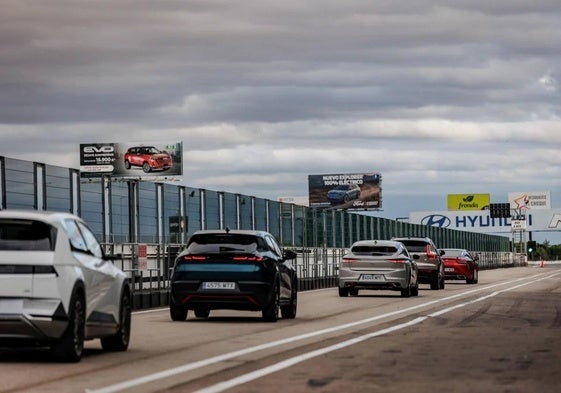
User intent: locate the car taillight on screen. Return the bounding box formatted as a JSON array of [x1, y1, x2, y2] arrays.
[[425, 244, 437, 260], [183, 255, 207, 261], [232, 255, 264, 262], [341, 257, 358, 266], [388, 259, 405, 264], [456, 257, 468, 264]]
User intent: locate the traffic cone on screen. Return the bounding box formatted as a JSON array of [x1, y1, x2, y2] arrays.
[[540, 258, 545, 268]]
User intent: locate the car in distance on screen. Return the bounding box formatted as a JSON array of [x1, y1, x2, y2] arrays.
[[392, 237, 445, 290], [124, 146, 173, 173], [441, 248, 479, 284], [327, 183, 361, 205], [338, 239, 419, 298], [169, 229, 298, 322], [0, 210, 131, 362]]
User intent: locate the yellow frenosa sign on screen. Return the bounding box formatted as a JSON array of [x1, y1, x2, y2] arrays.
[[447, 194, 490, 211]]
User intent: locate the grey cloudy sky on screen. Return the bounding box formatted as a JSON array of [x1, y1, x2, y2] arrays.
[[1, 0, 560, 234]]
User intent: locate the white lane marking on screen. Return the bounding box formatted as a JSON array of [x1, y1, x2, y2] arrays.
[[86, 272, 549, 393], [194, 272, 561, 393]]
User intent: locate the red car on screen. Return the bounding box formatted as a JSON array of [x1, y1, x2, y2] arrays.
[[441, 248, 479, 284], [124, 146, 173, 173]]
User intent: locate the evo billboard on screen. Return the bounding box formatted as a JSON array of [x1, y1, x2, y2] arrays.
[[308, 173, 382, 210], [447, 194, 490, 211], [80, 142, 183, 178]]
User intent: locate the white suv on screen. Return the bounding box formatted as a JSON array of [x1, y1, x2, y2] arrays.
[[0, 210, 131, 362]]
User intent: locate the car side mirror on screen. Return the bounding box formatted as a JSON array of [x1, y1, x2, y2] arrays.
[[412, 254, 420, 260], [283, 249, 297, 260], [104, 253, 123, 261], [439, 249, 445, 256]]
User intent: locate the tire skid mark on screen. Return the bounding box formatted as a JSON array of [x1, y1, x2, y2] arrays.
[[457, 302, 492, 327]]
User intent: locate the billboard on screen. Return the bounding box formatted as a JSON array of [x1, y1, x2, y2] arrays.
[[409, 208, 561, 234], [308, 173, 382, 210], [80, 142, 183, 178], [508, 191, 551, 210], [447, 194, 490, 211]]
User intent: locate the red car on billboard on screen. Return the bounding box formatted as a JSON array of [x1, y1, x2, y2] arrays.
[[124, 146, 173, 173]]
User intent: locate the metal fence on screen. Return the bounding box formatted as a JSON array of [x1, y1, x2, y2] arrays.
[[103, 242, 526, 310]]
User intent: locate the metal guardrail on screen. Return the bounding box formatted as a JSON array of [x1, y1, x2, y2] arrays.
[[102, 242, 526, 310]]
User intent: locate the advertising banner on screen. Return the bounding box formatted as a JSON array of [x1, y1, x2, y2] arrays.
[[447, 194, 490, 211], [80, 142, 183, 178], [508, 191, 551, 210], [409, 208, 561, 234], [308, 173, 382, 210]]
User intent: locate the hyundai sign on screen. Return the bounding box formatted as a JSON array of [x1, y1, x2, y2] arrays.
[[409, 209, 561, 234]]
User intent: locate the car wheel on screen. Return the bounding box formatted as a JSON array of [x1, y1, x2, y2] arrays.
[[170, 301, 188, 321], [430, 271, 440, 290], [411, 282, 419, 297], [194, 309, 210, 318], [142, 162, 151, 173], [101, 288, 131, 352], [124, 160, 131, 169], [338, 287, 349, 297], [349, 288, 359, 296], [474, 269, 479, 284], [262, 283, 279, 322], [469, 268, 479, 284], [439, 275, 445, 289], [401, 283, 412, 298], [51, 292, 85, 363], [281, 280, 297, 319]]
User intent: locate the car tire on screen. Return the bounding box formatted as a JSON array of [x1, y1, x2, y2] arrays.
[[474, 269, 479, 284], [262, 283, 279, 322], [349, 288, 359, 296], [338, 287, 349, 297], [430, 271, 440, 290], [142, 162, 151, 173], [411, 282, 419, 297], [51, 292, 85, 363], [401, 284, 412, 298], [194, 309, 210, 318], [468, 269, 478, 284], [439, 274, 445, 289], [281, 280, 297, 319], [170, 301, 188, 321], [101, 288, 131, 352], [124, 160, 131, 169]]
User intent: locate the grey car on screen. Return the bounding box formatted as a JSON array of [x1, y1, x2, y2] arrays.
[[338, 240, 419, 298], [392, 237, 445, 290], [327, 183, 361, 205]]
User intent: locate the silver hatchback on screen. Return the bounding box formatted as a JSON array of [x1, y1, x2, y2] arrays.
[[338, 240, 419, 298]]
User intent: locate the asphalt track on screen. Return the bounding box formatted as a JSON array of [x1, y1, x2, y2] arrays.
[[2, 265, 560, 393]]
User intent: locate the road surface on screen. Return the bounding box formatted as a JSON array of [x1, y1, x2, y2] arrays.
[[2, 265, 560, 393]]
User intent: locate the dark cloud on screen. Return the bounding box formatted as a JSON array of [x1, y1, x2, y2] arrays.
[[0, 0, 560, 236]]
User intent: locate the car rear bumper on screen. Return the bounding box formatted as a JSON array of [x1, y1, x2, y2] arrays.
[[0, 298, 68, 343], [170, 280, 274, 311], [338, 268, 409, 291]]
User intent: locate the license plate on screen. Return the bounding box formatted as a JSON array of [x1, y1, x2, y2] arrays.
[[202, 282, 236, 290], [445, 268, 455, 272], [359, 274, 385, 282]]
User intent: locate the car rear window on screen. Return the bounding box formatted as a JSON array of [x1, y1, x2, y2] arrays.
[[0, 219, 56, 251], [396, 240, 428, 252], [351, 245, 398, 256], [186, 233, 267, 254]]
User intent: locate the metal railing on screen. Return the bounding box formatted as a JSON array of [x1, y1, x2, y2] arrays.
[[102, 242, 526, 310]]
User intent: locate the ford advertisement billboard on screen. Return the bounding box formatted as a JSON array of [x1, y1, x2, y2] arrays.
[[308, 172, 382, 210]]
